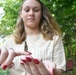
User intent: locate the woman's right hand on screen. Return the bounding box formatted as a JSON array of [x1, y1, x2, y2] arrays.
[[0, 48, 31, 70]]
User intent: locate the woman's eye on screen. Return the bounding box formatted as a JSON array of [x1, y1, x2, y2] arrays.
[[24, 9, 29, 12], [24, 8, 40, 12], [34, 9, 39, 12]]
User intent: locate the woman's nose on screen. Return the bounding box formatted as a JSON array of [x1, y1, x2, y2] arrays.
[[29, 9, 34, 16]]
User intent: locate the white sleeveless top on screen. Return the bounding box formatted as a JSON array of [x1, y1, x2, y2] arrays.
[[0, 34, 66, 75]]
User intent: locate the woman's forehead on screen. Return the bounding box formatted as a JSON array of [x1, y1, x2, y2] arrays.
[[22, 0, 41, 8]]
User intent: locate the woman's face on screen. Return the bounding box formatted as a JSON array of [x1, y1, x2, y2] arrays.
[[20, 0, 42, 29]]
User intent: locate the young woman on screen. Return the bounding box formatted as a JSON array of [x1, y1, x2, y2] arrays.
[[0, 0, 66, 75]]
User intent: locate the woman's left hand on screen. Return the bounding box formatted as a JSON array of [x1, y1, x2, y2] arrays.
[[20, 56, 54, 75]]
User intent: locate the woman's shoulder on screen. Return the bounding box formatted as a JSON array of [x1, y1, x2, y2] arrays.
[[0, 35, 16, 49], [53, 34, 63, 40], [52, 35, 64, 47], [52, 35, 63, 44], [5, 35, 14, 42], [4, 35, 16, 45]]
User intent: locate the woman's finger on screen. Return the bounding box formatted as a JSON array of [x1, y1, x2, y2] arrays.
[[25, 56, 41, 75], [15, 51, 32, 56], [1, 49, 16, 69], [21, 58, 33, 75], [43, 60, 55, 75], [0, 48, 8, 65], [33, 59, 50, 75], [7, 62, 15, 69], [1, 48, 32, 65], [0, 49, 1, 54], [0, 47, 32, 70]]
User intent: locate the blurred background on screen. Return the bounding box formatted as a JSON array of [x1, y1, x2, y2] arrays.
[[0, 0, 76, 75]]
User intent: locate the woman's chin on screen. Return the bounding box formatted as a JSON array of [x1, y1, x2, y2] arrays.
[[26, 25, 38, 29], [25, 23, 38, 28]]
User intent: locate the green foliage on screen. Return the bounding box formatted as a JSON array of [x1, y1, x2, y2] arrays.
[[0, 68, 9, 75], [43, 0, 76, 59], [0, 0, 22, 35]]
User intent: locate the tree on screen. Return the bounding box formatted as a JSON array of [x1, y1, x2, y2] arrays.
[[0, 0, 22, 36], [43, 0, 76, 59]]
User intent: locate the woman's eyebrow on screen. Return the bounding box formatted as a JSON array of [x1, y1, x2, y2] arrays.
[[23, 5, 41, 9]]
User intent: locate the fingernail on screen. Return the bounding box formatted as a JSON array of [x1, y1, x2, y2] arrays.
[[20, 61, 24, 65], [21, 59, 26, 62], [26, 57, 32, 62], [2, 65, 7, 70], [26, 51, 32, 55], [33, 59, 39, 64]]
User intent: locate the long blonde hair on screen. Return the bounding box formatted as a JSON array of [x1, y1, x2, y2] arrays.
[[14, 0, 62, 44]]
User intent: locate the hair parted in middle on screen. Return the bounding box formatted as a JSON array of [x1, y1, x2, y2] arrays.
[[13, 0, 62, 44]]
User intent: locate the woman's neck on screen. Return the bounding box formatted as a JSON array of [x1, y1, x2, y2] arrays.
[[25, 26, 40, 35]]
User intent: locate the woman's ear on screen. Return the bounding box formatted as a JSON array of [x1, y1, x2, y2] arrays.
[[20, 12, 23, 18]]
